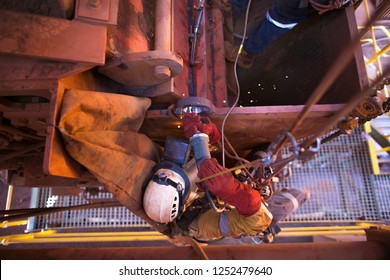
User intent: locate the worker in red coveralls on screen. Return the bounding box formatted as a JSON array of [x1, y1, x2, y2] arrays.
[[165, 113, 309, 243]]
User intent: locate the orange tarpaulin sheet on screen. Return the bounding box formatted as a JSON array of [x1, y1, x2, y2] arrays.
[[58, 89, 166, 232]]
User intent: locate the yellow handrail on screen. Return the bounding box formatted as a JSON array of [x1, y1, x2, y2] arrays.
[[1, 224, 382, 246], [0, 220, 28, 229]]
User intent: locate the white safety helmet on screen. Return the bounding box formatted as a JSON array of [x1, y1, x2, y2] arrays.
[[143, 162, 190, 223]]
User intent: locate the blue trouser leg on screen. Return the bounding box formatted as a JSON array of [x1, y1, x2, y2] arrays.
[[230, 0, 249, 12], [243, 16, 290, 55]]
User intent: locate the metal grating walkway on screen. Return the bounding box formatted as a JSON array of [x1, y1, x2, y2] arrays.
[[32, 128, 390, 230], [33, 188, 148, 229], [277, 128, 390, 223]]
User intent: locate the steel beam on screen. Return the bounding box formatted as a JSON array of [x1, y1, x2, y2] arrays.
[[141, 104, 344, 151], [0, 241, 388, 260], [0, 0, 74, 19], [0, 55, 94, 81], [0, 10, 106, 64]]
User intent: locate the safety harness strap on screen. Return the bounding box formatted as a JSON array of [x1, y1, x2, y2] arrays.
[[219, 211, 231, 237]]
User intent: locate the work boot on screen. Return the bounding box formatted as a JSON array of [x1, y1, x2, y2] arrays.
[[214, 0, 232, 12], [224, 41, 256, 69]]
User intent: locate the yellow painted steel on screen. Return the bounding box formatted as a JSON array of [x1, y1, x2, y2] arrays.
[[45, 231, 164, 237], [280, 225, 372, 232], [0, 220, 28, 229], [365, 43, 390, 66], [376, 146, 390, 153], [5, 184, 13, 211], [0, 230, 169, 245], [277, 230, 366, 237], [362, 0, 384, 78], [1, 224, 380, 245], [364, 122, 381, 174], [361, 0, 389, 97], [1, 235, 169, 245]]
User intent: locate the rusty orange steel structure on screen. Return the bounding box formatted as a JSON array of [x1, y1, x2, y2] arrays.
[[0, 0, 370, 188], [0, 226, 389, 260]]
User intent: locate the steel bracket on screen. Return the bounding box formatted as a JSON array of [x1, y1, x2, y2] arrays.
[[75, 0, 119, 25]]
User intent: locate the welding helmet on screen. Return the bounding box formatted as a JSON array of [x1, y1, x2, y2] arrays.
[[143, 162, 190, 223]]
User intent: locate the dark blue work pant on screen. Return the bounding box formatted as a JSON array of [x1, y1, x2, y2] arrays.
[[230, 0, 312, 55]]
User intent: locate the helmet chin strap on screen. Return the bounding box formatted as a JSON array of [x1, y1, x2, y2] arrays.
[[153, 172, 183, 190], [152, 171, 186, 219], [153, 173, 184, 197]]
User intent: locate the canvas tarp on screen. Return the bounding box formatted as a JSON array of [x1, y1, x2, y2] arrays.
[[58, 89, 167, 232]]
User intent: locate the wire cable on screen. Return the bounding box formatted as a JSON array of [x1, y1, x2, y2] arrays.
[[221, 0, 253, 167]]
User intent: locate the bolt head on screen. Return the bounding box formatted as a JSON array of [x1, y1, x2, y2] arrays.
[[154, 66, 171, 80]]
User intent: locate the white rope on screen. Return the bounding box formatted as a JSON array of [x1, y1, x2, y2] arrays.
[[221, 0, 253, 167]]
